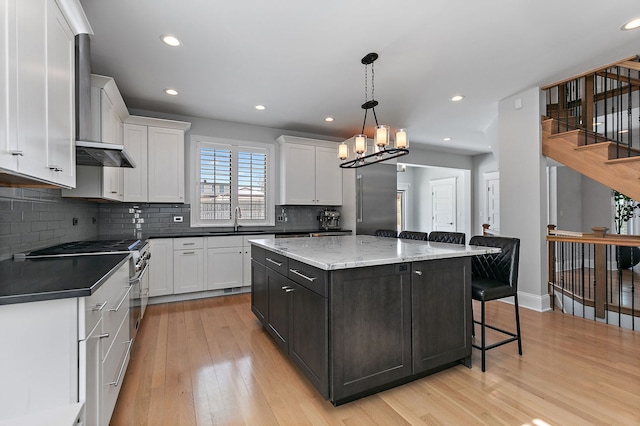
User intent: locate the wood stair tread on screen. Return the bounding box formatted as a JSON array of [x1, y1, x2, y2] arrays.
[[542, 117, 640, 200]]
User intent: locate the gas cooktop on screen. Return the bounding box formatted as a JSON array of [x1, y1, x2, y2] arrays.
[[28, 239, 145, 256]]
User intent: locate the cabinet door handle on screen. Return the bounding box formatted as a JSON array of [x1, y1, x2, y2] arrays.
[[182, 251, 195, 255], [266, 257, 283, 267], [281, 286, 291, 290], [285, 288, 295, 293], [98, 333, 110, 339], [109, 285, 133, 312], [111, 191, 118, 194], [92, 301, 108, 312], [10, 150, 23, 156], [182, 242, 195, 246], [49, 166, 63, 172], [414, 270, 423, 276], [289, 269, 317, 282], [109, 339, 133, 387]]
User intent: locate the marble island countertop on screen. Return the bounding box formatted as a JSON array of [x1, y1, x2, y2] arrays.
[[249, 235, 501, 270]]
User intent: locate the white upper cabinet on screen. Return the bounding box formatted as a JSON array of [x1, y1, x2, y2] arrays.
[[277, 136, 342, 206], [123, 124, 148, 202], [62, 75, 128, 200], [45, 0, 75, 188], [124, 116, 190, 203], [0, 0, 76, 188]]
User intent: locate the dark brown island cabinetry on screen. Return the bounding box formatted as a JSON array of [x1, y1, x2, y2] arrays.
[[251, 243, 472, 405]]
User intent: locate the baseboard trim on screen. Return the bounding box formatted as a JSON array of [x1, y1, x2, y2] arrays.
[[495, 292, 551, 312]]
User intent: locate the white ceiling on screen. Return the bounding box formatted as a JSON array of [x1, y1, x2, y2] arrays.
[[79, 0, 640, 155]]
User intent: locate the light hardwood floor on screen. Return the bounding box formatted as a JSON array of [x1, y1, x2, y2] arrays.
[[111, 294, 640, 425]]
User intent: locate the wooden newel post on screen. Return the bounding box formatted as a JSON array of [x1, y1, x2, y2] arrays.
[[592, 227, 608, 319], [482, 224, 490, 236]]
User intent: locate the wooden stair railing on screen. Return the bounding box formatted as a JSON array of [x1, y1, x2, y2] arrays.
[[547, 225, 640, 325], [542, 56, 640, 199]]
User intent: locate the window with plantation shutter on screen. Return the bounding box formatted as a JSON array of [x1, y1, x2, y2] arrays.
[[199, 147, 232, 220], [192, 137, 274, 227]]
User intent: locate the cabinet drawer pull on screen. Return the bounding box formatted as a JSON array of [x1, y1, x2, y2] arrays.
[[98, 333, 110, 339], [414, 270, 423, 276], [182, 242, 195, 246], [285, 288, 295, 293], [49, 166, 63, 172], [266, 257, 283, 267], [109, 339, 133, 387], [109, 285, 133, 312], [289, 269, 317, 282], [182, 251, 196, 255], [10, 150, 23, 156], [281, 286, 291, 290], [92, 301, 108, 312]]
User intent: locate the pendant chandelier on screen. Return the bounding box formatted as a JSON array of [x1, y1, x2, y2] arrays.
[[338, 52, 409, 169]]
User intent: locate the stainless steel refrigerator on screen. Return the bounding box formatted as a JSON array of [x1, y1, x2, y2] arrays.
[[341, 162, 397, 235]]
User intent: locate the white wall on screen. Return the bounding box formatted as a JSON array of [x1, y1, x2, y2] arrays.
[[406, 166, 471, 238], [396, 167, 417, 231], [498, 87, 550, 312], [472, 152, 498, 235]]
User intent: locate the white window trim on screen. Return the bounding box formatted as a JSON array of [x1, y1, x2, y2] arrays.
[[190, 135, 275, 227]]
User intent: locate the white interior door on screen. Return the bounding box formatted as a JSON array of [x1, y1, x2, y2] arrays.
[[484, 172, 500, 231], [430, 178, 456, 231]]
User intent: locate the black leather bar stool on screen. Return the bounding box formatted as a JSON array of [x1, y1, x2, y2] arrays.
[[398, 231, 428, 241], [428, 231, 466, 245], [468, 235, 522, 372], [373, 229, 398, 238]]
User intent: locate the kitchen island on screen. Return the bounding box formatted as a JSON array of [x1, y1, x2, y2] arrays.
[[249, 235, 499, 405]]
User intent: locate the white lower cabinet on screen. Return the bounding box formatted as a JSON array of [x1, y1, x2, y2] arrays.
[[0, 259, 130, 425], [149, 238, 174, 297], [149, 235, 273, 301], [174, 249, 205, 293], [207, 236, 244, 290]]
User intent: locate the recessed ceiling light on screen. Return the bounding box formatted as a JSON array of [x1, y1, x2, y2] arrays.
[[255, 105, 266, 110], [488, 145, 492, 149], [164, 88, 178, 96], [451, 95, 465, 102], [443, 137, 452, 141], [324, 117, 334, 122], [621, 18, 640, 30], [161, 35, 181, 47]]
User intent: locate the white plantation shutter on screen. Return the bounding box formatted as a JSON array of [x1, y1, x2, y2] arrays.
[[237, 150, 267, 220], [195, 139, 272, 226], [199, 147, 232, 220]]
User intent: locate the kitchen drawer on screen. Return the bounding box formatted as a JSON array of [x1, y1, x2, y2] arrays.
[[251, 246, 266, 264], [174, 237, 204, 250], [206, 235, 242, 248], [101, 265, 131, 359], [79, 280, 108, 340], [288, 259, 328, 297], [101, 314, 132, 426], [264, 251, 288, 276]]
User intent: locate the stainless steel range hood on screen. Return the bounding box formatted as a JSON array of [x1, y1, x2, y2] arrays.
[[76, 140, 136, 167], [75, 34, 134, 168]]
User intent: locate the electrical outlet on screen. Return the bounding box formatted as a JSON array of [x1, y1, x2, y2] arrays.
[[173, 216, 184, 223]]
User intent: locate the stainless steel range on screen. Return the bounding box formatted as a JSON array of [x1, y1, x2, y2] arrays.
[[25, 239, 151, 342]]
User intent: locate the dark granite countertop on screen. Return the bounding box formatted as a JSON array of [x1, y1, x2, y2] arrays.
[[0, 253, 130, 305], [145, 229, 352, 239]]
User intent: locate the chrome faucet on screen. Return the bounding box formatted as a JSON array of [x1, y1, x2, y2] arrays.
[[233, 206, 242, 232]]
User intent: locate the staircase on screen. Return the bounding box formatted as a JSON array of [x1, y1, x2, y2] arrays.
[[541, 56, 640, 200], [542, 118, 640, 201]]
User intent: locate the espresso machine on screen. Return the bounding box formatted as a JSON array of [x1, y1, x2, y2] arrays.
[[319, 208, 341, 230]]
